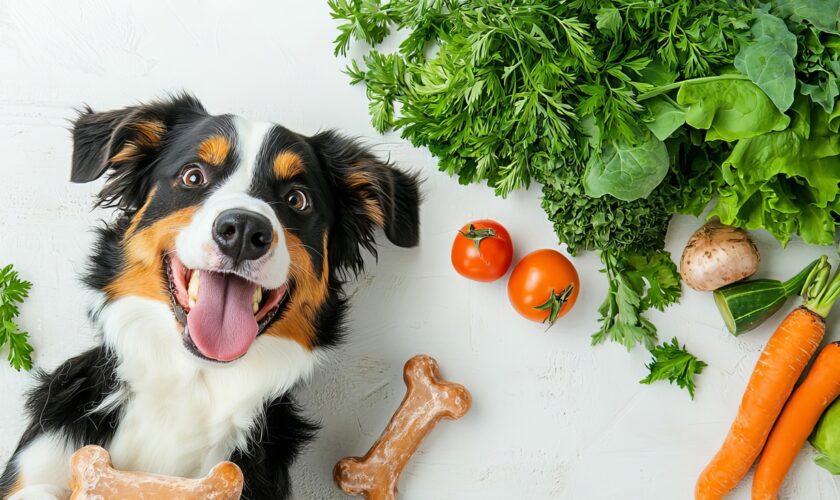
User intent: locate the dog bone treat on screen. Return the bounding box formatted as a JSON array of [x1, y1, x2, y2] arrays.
[[333, 355, 471, 500], [69, 445, 244, 500]]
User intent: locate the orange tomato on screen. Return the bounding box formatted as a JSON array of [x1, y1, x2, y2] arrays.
[[451, 219, 513, 282], [508, 249, 580, 325]]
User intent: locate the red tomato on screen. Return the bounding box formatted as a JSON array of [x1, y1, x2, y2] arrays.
[[508, 249, 580, 325], [451, 219, 513, 282]]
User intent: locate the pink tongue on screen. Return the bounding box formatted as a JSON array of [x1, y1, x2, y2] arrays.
[[187, 271, 258, 362]]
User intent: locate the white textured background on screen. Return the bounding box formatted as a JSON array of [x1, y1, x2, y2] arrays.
[[0, 2, 838, 499]]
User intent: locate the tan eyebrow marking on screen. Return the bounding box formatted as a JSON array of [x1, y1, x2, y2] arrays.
[[197, 135, 231, 166], [273, 151, 304, 179]]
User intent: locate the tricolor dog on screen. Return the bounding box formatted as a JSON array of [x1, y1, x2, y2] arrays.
[[0, 94, 420, 499]]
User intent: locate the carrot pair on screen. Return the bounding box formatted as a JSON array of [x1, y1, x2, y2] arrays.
[[696, 257, 840, 499], [752, 341, 840, 498]]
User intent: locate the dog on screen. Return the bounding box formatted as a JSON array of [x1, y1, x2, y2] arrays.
[[0, 93, 420, 499]]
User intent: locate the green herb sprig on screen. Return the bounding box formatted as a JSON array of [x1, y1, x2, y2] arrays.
[[0, 265, 33, 371], [641, 338, 707, 399]]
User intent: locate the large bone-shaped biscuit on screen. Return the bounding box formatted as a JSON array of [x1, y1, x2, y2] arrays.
[[69, 445, 243, 499], [334, 355, 471, 500]]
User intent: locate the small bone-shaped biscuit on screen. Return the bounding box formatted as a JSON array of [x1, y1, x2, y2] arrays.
[[334, 355, 471, 500], [69, 445, 243, 500]]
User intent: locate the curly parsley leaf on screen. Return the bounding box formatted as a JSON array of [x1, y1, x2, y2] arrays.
[[0, 264, 33, 371], [641, 337, 707, 399]]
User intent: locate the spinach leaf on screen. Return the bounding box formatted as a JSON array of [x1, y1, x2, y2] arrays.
[[775, 0, 840, 34], [798, 46, 840, 113], [677, 78, 790, 141], [644, 97, 686, 141], [735, 11, 798, 113], [801, 71, 840, 114], [583, 135, 669, 202]]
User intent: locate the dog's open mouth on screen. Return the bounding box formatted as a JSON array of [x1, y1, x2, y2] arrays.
[[165, 256, 287, 362]]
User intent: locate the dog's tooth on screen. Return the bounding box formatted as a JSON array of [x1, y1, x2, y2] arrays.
[[188, 271, 200, 306], [252, 286, 262, 314]]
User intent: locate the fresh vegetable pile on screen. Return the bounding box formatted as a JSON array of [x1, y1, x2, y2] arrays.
[[329, 0, 840, 395], [0, 264, 33, 371]]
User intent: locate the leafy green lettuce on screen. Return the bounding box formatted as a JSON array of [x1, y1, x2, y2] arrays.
[[709, 97, 840, 245], [676, 77, 790, 141]]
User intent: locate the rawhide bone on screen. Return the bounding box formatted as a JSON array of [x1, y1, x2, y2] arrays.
[[334, 355, 471, 500], [69, 445, 243, 500]]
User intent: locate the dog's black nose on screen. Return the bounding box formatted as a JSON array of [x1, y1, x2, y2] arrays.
[[213, 209, 273, 263]]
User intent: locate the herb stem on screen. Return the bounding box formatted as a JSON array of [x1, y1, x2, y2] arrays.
[[637, 74, 751, 102]]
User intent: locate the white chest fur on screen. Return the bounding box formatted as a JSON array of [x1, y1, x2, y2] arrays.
[[99, 297, 316, 478]]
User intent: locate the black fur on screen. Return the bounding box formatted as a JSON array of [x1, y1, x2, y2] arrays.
[[309, 130, 422, 276], [82, 220, 130, 294], [71, 93, 207, 210], [0, 348, 317, 500], [2, 93, 421, 498], [0, 346, 122, 493]]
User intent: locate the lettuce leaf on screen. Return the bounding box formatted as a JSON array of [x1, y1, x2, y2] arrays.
[[709, 97, 840, 245], [676, 78, 790, 142]]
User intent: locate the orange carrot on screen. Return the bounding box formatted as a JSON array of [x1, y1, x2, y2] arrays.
[[752, 341, 840, 500], [696, 256, 840, 500]]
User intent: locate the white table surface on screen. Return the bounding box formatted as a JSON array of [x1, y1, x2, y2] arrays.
[[0, 1, 838, 499]]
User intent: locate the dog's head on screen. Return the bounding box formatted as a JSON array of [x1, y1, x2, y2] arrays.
[[72, 94, 420, 363]]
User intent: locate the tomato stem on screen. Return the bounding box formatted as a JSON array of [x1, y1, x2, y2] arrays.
[[459, 224, 498, 253], [534, 284, 575, 328]]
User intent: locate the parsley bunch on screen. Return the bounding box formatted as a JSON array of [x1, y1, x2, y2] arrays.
[[0, 264, 33, 371], [331, 0, 751, 195]]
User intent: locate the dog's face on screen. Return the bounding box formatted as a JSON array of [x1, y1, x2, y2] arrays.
[[72, 94, 419, 363]]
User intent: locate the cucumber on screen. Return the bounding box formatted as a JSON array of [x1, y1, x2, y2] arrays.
[[714, 259, 819, 335]]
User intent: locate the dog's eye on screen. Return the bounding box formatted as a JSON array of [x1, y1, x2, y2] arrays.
[[180, 164, 207, 187], [286, 189, 310, 212]]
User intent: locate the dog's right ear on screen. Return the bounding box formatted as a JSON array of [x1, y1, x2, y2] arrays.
[[71, 93, 206, 210]]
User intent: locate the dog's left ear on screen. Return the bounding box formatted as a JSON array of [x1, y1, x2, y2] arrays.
[[70, 93, 206, 210], [308, 131, 421, 275]]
